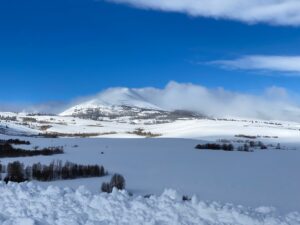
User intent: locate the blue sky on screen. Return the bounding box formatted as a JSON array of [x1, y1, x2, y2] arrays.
[[1, 0, 300, 105]]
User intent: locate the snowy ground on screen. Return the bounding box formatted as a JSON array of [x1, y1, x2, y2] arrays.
[[1, 112, 300, 224], [0, 136, 299, 214], [0, 182, 299, 225], [1, 112, 300, 141]]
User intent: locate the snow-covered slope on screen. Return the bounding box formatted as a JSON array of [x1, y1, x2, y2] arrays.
[[60, 87, 161, 116], [1, 111, 300, 142], [0, 112, 39, 136]]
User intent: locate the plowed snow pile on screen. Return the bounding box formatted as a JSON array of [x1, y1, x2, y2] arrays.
[[0, 182, 299, 225]]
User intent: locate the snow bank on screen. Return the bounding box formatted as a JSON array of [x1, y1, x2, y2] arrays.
[[0, 182, 298, 225]]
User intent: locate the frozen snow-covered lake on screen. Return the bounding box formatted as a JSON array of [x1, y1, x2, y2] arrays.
[[1, 136, 299, 213]]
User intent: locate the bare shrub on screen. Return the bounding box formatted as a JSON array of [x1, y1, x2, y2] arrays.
[[128, 128, 161, 138], [101, 174, 126, 193], [4, 161, 27, 183]]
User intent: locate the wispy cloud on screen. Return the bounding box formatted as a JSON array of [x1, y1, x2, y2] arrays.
[[135, 82, 300, 121], [0, 101, 66, 115], [107, 0, 300, 26], [211, 55, 300, 74]]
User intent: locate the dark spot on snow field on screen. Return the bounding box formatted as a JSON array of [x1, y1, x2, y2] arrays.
[[144, 194, 153, 199], [182, 195, 191, 201]]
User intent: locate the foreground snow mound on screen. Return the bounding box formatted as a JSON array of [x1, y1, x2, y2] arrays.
[[0, 183, 299, 225]]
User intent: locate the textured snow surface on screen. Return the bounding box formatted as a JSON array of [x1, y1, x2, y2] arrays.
[[0, 182, 299, 225]]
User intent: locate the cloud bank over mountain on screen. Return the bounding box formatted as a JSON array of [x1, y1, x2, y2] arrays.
[[108, 0, 300, 26], [64, 81, 300, 121], [2, 82, 299, 121]]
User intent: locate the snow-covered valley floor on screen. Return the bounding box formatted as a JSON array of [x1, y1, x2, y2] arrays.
[[0, 113, 300, 224], [0, 137, 299, 216]]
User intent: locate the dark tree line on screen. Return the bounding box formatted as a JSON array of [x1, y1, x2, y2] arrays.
[[0, 143, 63, 158], [235, 134, 257, 139], [128, 128, 161, 138], [0, 139, 30, 145], [249, 141, 268, 149], [0, 116, 17, 121], [3, 160, 106, 183], [195, 141, 272, 153], [31, 161, 106, 181], [195, 143, 234, 151]]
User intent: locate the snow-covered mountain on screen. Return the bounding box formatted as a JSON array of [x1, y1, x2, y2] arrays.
[[2, 86, 300, 138], [1, 87, 300, 139], [60, 87, 203, 123], [60, 84, 300, 123], [60, 88, 161, 116]]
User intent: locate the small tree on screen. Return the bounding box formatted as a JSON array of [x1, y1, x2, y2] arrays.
[[110, 174, 126, 190], [243, 144, 250, 152], [276, 143, 281, 150], [249, 141, 255, 148], [223, 144, 234, 151], [101, 174, 126, 193], [4, 161, 26, 183]]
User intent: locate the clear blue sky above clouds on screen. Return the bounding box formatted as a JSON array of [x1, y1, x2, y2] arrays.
[[1, 0, 300, 104]]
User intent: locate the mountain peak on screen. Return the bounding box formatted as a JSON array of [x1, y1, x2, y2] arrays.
[[60, 87, 160, 116]]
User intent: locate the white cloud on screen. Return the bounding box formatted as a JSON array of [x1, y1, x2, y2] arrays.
[[107, 0, 300, 26], [211, 55, 300, 74], [265, 86, 288, 99], [132, 82, 300, 121]]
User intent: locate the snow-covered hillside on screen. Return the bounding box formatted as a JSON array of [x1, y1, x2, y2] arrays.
[[58, 83, 300, 122], [0, 99, 300, 223], [60, 87, 161, 116], [1, 110, 300, 142], [59, 87, 205, 125]]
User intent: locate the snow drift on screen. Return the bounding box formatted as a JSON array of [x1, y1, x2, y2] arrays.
[[0, 182, 299, 225]]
